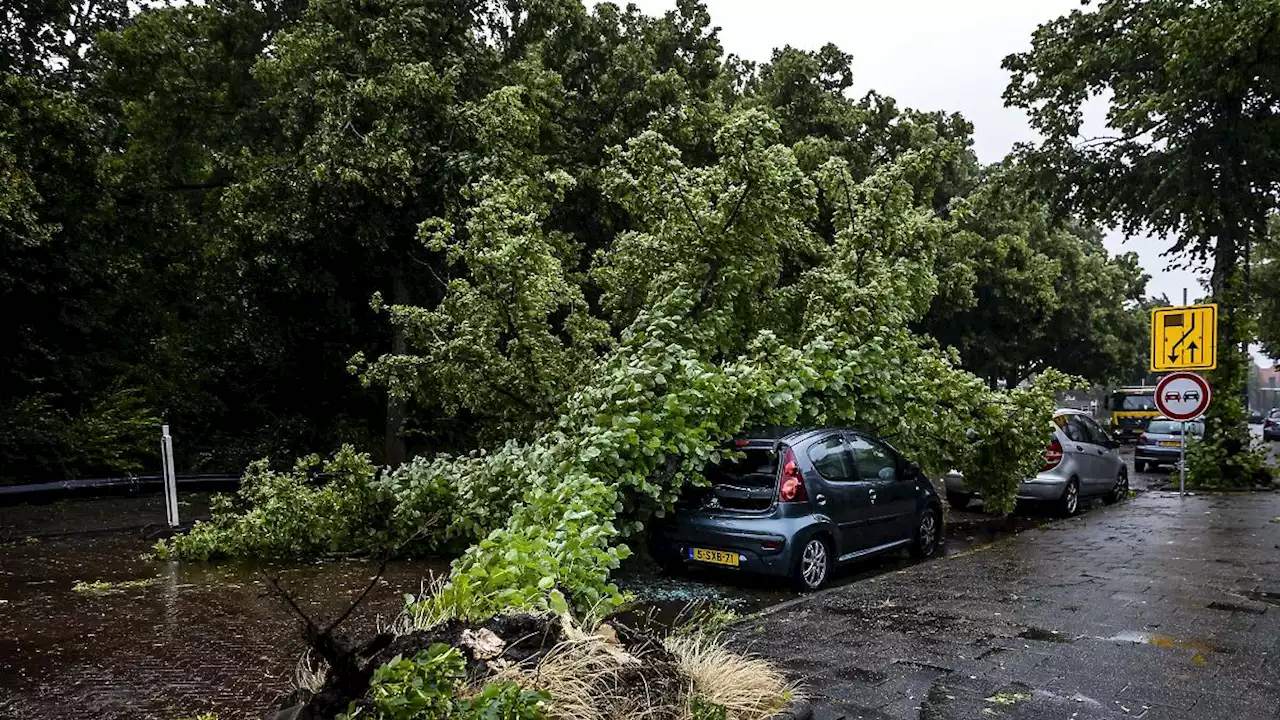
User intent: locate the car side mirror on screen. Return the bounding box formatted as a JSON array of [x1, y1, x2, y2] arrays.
[[1104, 439, 1121, 450], [904, 461, 921, 480]]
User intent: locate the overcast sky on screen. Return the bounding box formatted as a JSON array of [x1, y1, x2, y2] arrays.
[[607, 0, 1276, 361]]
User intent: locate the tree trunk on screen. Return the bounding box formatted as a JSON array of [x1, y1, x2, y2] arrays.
[[383, 270, 408, 468]]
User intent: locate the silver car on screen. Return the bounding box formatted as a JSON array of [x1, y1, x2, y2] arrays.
[[944, 409, 1129, 516], [1134, 417, 1203, 472]]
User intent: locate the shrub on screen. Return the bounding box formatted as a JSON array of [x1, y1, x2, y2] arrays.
[[154, 446, 397, 561], [340, 643, 547, 720]]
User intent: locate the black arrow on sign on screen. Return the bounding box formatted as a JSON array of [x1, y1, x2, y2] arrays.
[[1168, 314, 1197, 363], [1188, 341, 1199, 364]]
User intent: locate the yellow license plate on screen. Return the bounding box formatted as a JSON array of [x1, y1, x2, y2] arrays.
[[689, 548, 740, 567], [1159, 441, 1180, 447]]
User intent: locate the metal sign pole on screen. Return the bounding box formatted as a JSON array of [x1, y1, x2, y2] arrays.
[[1179, 421, 1186, 497], [161, 424, 179, 527]]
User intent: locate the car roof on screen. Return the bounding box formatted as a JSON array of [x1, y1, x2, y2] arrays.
[[733, 426, 820, 442], [733, 426, 868, 446]]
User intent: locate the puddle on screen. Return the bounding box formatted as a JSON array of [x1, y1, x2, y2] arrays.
[[0, 494, 452, 719], [1018, 626, 1073, 643], [1107, 631, 1231, 655]]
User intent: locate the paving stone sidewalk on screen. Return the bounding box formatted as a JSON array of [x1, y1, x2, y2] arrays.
[[731, 492, 1280, 720]]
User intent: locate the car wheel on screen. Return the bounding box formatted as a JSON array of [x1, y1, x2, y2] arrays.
[[1057, 477, 1080, 517], [1134, 459, 1148, 474], [1104, 468, 1129, 505], [909, 506, 942, 559], [794, 536, 832, 591], [946, 492, 972, 511]]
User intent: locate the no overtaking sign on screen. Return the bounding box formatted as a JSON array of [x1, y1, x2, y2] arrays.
[[1154, 372, 1212, 421]]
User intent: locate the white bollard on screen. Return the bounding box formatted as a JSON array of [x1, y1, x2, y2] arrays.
[[161, 425, 180, 527]]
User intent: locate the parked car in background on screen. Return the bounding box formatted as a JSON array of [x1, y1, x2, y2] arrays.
[[651, 427, 943, 591], [1134, 417, 1204, 472], [945, 409, 1128, 516], [1248, 409, 1265, 424], [1265, 409, 1280, 442]]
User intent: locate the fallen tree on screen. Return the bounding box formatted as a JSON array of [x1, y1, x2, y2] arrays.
[[159, 110, 1074, 620]]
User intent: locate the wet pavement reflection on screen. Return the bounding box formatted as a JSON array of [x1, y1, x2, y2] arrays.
[[0, 495, 448, 719]]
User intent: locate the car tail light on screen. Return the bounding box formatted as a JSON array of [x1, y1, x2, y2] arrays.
[[778, 447, 808, 502], [1138, 433, 1149, 445], [1042, 437, 1064, 471]]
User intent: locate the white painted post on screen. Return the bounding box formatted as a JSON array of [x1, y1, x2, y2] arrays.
[[1179, 287, 1187, 499], [1179, 421, 1186, 497], [161, 424, 179, 527]]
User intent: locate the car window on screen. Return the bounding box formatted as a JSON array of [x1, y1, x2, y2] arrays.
[[705, 448, 778, 488], [1121, 395, 1156, 411], [1147, 420, 1204, 435], [848, 434, 898, 483], [806, 436, 856, 481], [1079, 416, 1110, 446], [1059, 415, 1086, 442]]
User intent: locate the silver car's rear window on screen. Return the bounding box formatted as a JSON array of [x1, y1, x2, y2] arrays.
[[1147, 420, 1203, 435]]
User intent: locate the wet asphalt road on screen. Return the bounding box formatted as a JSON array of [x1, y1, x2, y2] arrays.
[[0, 435, 1274, 719], [730, 489, 1280, 720]]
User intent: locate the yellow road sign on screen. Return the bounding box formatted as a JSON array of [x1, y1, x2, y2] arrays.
[[1150, 304, 1217, 372]]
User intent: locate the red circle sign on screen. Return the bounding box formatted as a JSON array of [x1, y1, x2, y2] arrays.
[[1154, 372, 1212, 421]]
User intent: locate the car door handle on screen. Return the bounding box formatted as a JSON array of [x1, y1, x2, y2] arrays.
[[1076, 445, 1084, 451], [815, 493, 827, 506]]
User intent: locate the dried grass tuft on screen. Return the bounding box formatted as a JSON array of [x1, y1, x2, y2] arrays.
[[293, 649, 329, 694], [663, 633, 799, 720], [491, 621, 679, 720]]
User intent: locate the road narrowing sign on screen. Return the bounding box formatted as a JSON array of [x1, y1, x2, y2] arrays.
[[1153, 371, 1212, 421], [1150, 304, 1217, 372]]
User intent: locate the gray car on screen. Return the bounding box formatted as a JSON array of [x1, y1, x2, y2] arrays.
[[1134, 417, 1204, 472], [944, 409, 1129, 516], [650, 428, 944, 591]]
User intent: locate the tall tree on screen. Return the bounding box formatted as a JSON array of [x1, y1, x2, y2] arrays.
[[1255, 216, 1280, 363], [1004, 0, 1280, 486], [922, 170, 1150, 389]]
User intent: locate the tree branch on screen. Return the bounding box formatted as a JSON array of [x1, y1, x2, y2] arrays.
[[667, 168, 707, 237]]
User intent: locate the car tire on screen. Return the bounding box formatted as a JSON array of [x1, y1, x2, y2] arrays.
[[1057, 477, 1081, 517], [909, 505, 942, 559], [1104, 468, 1129, 505], [946, 492, 972, 511], [793, 535, 832, 592], [1135, 459, 1148, 473]]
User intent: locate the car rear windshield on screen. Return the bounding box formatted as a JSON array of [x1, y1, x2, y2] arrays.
[[694, 447, 779, 512], [1147, 420, 1203, 435], [706, 448, 778, 488]]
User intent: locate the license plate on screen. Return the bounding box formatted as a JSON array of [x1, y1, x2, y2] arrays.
[[689, 548, 740, 567], [1159, 441, 1180, 447]]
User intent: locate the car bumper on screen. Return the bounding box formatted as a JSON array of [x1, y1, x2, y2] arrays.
[[653, 513, 823, 578], [1111, 426, 1145, 442], [1016, 472, 1070, 501], [1135, 445, 1183, 463], [943, 471, 1068, 502]]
